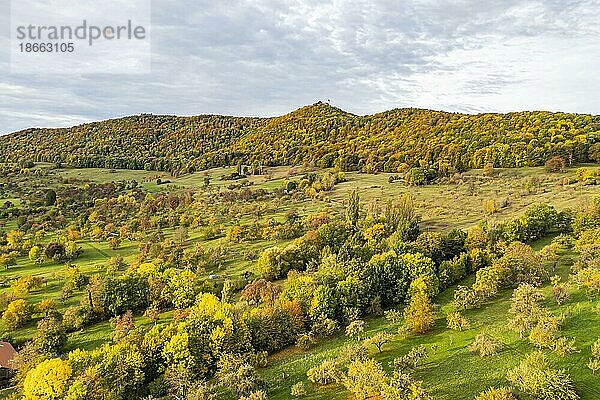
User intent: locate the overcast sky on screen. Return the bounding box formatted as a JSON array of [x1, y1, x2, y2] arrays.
[[1, 0, 599, 134]]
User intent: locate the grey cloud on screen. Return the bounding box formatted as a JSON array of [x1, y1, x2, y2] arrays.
[[0, 0, 599, 134]]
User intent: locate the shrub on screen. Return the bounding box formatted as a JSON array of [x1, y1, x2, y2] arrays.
[[545, 157, 566, 173], [291, 381, 306, 397]]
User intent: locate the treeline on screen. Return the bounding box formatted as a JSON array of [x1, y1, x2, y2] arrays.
[[1, 103, 599, 174]]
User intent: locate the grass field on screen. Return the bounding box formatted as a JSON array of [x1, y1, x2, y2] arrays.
[[259, 244, 600, 400]]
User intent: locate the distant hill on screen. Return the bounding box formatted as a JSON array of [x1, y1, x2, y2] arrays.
[[1, 102, 599, 174]]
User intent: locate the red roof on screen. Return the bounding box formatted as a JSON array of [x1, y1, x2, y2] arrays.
[[0, 342, 17, 369]]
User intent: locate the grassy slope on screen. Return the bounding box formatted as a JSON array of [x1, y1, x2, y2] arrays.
[[260, 244, 600, 400]]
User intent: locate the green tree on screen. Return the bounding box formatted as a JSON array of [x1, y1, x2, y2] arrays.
[[346, 190, 360, 228]]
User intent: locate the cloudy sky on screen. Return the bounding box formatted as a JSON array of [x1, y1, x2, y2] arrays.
[[1, 0, 599, 134]]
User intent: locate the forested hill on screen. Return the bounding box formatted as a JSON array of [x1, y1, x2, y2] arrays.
[[2, 102, 599, 174]]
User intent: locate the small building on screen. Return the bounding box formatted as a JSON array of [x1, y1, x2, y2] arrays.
[[0, 342, 17, 384]]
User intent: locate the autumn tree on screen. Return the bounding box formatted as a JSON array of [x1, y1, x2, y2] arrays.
[[29, 245, 44, 265], [0, 251, 18, 269], [113, 310, 135, 342], [507, 352, 578, 400], [392, 345, 428, 370], [215, 355, 264, 398], [469, 333, 503, 357], [508, 283, 546, 338], [529, 315, 562, 349], [346, 190, 360, 228], [345, 320, 365, 341], [33, 316, 67, 355], [545, 156, 566, 173], [404, 293, 435, 334], [2, 298, 32, 329], [474, 387, 517, 400], [551, 275, 571, 305], [343, 358, 387, 400], [382, 370, 431, 400], [588, 339, 600, 374], [364, 331, 394, 353], [23, 358, 72, 400], [306, 359, 340, 385], [446, 311, 470, 331]]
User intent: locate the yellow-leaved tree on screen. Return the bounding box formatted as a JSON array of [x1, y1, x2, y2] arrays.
[[23, 358, 72, 400]]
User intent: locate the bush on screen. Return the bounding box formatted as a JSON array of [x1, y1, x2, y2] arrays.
[[545, 157, 566, 173], [291, 381, 306, 397]]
